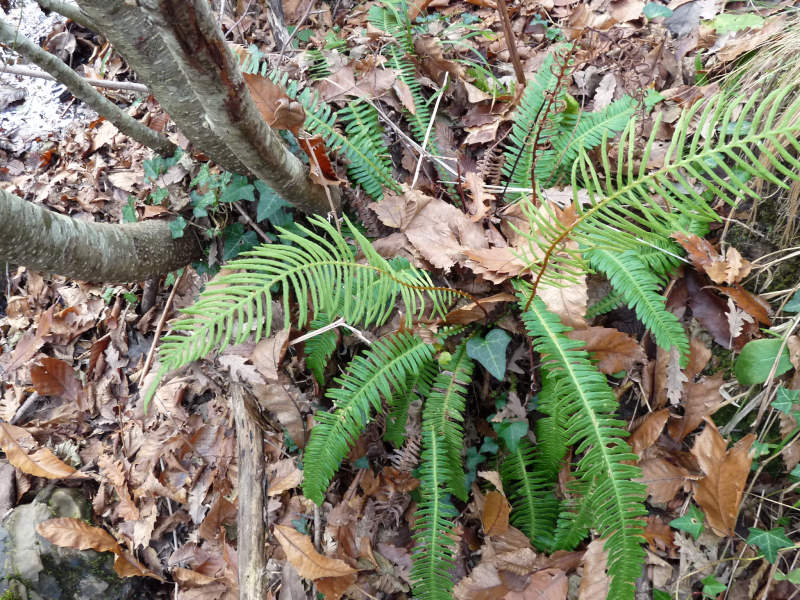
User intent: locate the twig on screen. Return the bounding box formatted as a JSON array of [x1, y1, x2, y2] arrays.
[[278, 0, 315, 61], [137, 269, 185, 385], [495, 0, 525, 86], [0, 65, 150, 93], [232, 201, 271, 243], [411, 72, 448, 190], [0, 17, 173, 155], [289, 316, 373, 346], [35, 0, 98, 31]]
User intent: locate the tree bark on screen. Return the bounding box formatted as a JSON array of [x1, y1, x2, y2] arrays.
[[0, 16, 175, 156], [0, 188, 202, 283], [74, 0, 335, 215]]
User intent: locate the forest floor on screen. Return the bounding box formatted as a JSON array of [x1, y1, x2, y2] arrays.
[[2, 0, 800, 599]]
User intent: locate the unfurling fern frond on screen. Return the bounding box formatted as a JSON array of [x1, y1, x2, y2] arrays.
[[303, 313, 339, 385], [150, 216, 456, 405], [520, 86, 800, 299], [586, 249, 689, 365], [303, 332, 435, 505], [517, 289, 646, 600]]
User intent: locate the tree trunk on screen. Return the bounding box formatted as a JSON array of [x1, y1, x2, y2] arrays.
[[0, 188, 202, 283], [74, 0, 335, 216]]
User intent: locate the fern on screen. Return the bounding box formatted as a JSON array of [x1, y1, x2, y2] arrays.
[[586, 249, 689, 365], [518, 289, 647, 599], [384, 360, 437, 447], [339, 101, 398, 200], [303, 331, 435, 504], [150, 216, 456, 404], [305, 48, 331, 81], [303, 313, 338, 385], [520, 86, 800, 294]]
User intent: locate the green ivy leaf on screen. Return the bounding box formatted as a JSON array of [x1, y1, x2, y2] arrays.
[[785, 290, 800, 313], [466, 329, 511, 380], [493, 420, 528, 453], [219, 174, 255, 203], [254, 180, 289, 223], [670, 504, 705, 540], [643, 3, 672, 18], [701, 575, 726, 598], [168, 216, 187, 239], [747, 527, 793, 563], [734, 338, 793, 386], [772, 386, 800, 415], [222, 224, 259, 261], [711, 13, 764, 35], [774, 568, 800, 584], [122, 197, 137, 223]]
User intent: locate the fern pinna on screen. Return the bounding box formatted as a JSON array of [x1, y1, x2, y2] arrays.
[[517, 288, 647, 598]]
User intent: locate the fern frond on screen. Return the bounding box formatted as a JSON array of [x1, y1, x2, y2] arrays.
[[306, 49, 331, 81], [521, 85, 800, 295], [367, 0, 413, 52], [386, 44, 433, 145], [586, 249, 689, 365], [411, 424, 459, 600], [304, 313, 339, 385], [424, 343, 473, 502], [552, 484, 594, 550], [585, 290, 623, 319], [152, 216, 456, 404], [384, 358, 437, 447], [303, 332, 435, 504], [543, 95, 637, 187], [518, 289, 646, 599], [499, 437, 559, 551]]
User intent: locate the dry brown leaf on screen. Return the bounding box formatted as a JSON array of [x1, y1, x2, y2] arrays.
[[172, 567, 220, 587], [30, 357, 82, 402], [537, 278, 588, 329], [316, 573, 358, 600], [267, 458, 304, 496], [464, 170, 494, 222], [566, 327, 646, 374], [514, 568, 568, 600], [252, 382, 306, 448], [242, 72, 305, 135], [36, 517, 119, 553], [462, 247, 532, 284], [691, 420, 754, 536], [478, 470, 505, 495], [444, 293, 516, 325], [787, 335, 800, 371], [482, 491, 511, 537], [643, 515, 676, 556], [629, 409, 669, 456], [578, 539, 609, 600], [0, 423, 85, 479], [370, 187, 431, 230], [665, 346, 687, 406], [251, 328, 290, 382], [637, 450, 690, 504], [686, 338, 712, 380], [668, 372, 724, 442], [274, 524, 358, 580], [714, 285, 771, 325], [671, 233, 752, 284]]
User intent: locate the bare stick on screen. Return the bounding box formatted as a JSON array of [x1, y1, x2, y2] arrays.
[[495, 0, 525, 86], [137, 269, 185, 385], [410, 72, 448, 190], [0, 64, 150, 93]]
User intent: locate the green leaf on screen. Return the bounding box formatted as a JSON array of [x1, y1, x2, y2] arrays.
[[772, 386, 800, 415], [734, 338, 793, 386], [254, 180, 289, 223], [122, 197, 137, 223], [784, 290, 800, 313], [711, 13, 764, 35], [653, 591, 671, 600], [774, 568, 800, 584], [466, 329, 511, 380], [701, 575, 726, 598], [670, 504, 705, 540], [643, 3, 672, 19], [747, 527, 793, 563], [168, 216, 187, 239], [493, 420, 528, 453], [222, 224, 258, 261], [219, 174, 255, 203]]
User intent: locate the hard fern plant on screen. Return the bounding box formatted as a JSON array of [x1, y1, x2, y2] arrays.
[[146, 36, 800, 598]]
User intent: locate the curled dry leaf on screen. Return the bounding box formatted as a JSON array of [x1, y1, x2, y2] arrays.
[[690, 420, 755, 536], [30, 356, 82, 402], [0, 422, 86, 479], [566, 326, 646, 375], [482, 490, 511, 537], [273, 524, 358, 581], [671, 233, 752, 284], [628, 409, 669, 456]]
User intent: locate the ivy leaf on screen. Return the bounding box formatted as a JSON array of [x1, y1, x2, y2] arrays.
[[711, 13, 764, 35], [774, 568, 800, 584], [168, 216, 187, 239], [747, 527, 793, 563], [254, 180, 289, 223], [701, 575, 726, 598], [467, 329, 511, 380], [492, 420, 528, 453], [670, 504, 705, 540], [219, 174, 255, 203], [734, 338, 792, 386], [772, 386, 800, 415], [643, 3, 672, 18], [784, 290, 800, 313]]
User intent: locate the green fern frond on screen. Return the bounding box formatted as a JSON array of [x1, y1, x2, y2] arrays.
[[499, 437, 559, 551], [151, 216, 456, 404], [368, 0, 413, 52], [518, 289, 646, 599], [521, 85, 800, 294], [552, 485, 593, 550], [304, 313, 339, 385], [543, 95, 637, 187], [386, 45, 433, 145], [586, 249, 689, 365], [304, 332, 435, 504], [339, 101, 399, 199], [585, 290, 623, 319], [424, 343, 473, 502], [502, 52, 561, 201], [411, 424, 459, 600], [306, 49, 331, 80], [384, 359, 437, 447]]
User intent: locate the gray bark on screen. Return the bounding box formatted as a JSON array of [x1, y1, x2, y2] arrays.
[[0, 188, 202, 283], [75, 0, 335, 215], [35, 0, 99, 31], [0, 16, 175, 156]]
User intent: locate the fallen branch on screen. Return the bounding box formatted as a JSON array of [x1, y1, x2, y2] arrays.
[[0, 63, 150, 93]]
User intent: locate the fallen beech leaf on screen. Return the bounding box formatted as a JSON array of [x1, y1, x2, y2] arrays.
[[0, 423, 85, 479], [714, 285, 771, 325], [537, 278, 588, 329], [274, 524, 358, 580], [566, 327, 646, 374], [444, 292, 516, 325], [462, 247, 532, 284], [578, 539, 609, 599], [113, 550, 162, 579], [668, 372, 724, 442], [267, 458, 304, 496], [243, 72, 305, 135], [316, 573, 358, 600], [671, 233, 752, 284], [251, 328, 290, 382], [629, 409, 670, 456], [637, 455, 689, 504], [299, 135, 341, 186], [36, 517, 119, 553], [482, 491, 510, 536], [252, 382, 307, 448], [30, 357, 81, 401], [520, 568, 568, 599], [172, 567, 220, 587], [644, 515, 676, 556], [691, 420, 755, 536]]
